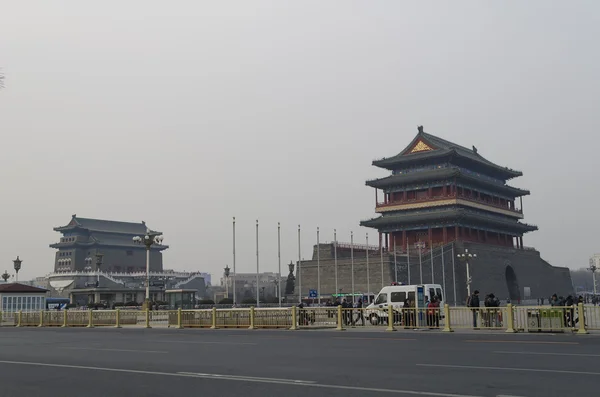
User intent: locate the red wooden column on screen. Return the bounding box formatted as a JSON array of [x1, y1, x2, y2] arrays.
[[379, 232, 382, 249], [428, 227, 432, 243], [402, 230, 407, 250], [443, 227, 448, 243], [455, 226, 459, 240], [519, 236, 524, 249]]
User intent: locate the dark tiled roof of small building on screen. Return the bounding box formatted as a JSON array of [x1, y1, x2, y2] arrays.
[[0, 283, 47, 293]]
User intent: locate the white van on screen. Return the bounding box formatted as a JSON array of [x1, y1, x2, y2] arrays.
[[365, 284, 444, 325]]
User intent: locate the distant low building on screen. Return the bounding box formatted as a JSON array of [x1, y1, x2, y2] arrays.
[[0, 283, 48, 313]]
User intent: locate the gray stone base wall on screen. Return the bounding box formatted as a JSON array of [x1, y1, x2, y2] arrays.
[[299, 242, 573, 305]]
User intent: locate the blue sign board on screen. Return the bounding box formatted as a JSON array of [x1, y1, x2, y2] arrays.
[[309, 289, 317, 298]]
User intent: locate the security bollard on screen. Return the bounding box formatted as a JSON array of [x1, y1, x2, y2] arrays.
[[38, 310, 44, 327], [145, 308, 151, 329], [577, 302, 588, 335], [248, 306, 256, 330], [87, 309, 94, 328], [505, 304, 516, 333], [442, 304, 453, 332], [115, 309, 121, 329], [177, 308, 183, 329], [210, 307, 218, 329], [62, 309, 68, 327], [289, 307, 298, 330], [336, 305, 345, 331], [17, 310, 22, 327], [386, 305, 396, 332]]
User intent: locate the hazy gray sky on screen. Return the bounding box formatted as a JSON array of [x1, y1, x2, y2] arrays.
[[1, 1, 599, 281]]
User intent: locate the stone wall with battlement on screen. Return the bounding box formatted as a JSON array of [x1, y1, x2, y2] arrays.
[[299, 242, 573, 304]]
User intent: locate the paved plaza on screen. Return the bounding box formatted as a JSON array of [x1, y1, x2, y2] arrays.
[[0, 327, 599, 396]]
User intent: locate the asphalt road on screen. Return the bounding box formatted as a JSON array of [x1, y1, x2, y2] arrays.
[[0, 327, 598, 397]]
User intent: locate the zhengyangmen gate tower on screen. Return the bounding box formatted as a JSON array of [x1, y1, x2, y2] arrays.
[[297, 127, 572, 305], [361, 126, 536, 252], [357, 126, 573, 304]]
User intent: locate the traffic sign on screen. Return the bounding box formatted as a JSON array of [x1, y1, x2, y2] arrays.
[[309, 289, 317, 298]]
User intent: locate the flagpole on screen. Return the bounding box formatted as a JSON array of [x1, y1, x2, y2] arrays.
[[451, 243, 457, 306], [334, 229, 338, 299], [380, 243, 384, 289], [278, 222, 282, 307], [419, 245, 423, 284], [366, 233, 370, 303], [256, 219, 260, 308], [232, 217, 236, 305], [430, 241, 435, 284], [298, 225, 302, 304], [351, 231, 355, 305], [393, 240, 398, 283], [407, 242, 411, 285], [441, 244, 447, 303], [317, 227, 321, 305]]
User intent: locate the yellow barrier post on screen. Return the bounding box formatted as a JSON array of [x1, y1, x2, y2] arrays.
[[505, 304, 516, 333], [442, 304, 453, 332], [0, 311, 3, 325], [17, 310, 22, 327], [177, 308, 183, 329], [210, 307, 218, 329], [87, 309, 94, 328], [145, 308, 151, 329], [38, 310, 44, 327], [336, 305, 345, 331], [289, 307, 298, 330], [62, 310, 68, 327], [386, 305, 396, 332], [115, 309, 121, 328], [248, 306, 256, 330], [577, 302, 588, 335]]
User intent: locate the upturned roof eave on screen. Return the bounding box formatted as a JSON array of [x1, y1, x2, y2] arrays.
[[365, 169, 530, 196], [372, 150, 522, 178]]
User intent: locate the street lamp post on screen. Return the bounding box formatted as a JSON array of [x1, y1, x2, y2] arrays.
[[224, 265, 230, 299], [95, 252, 104, 287], [457, 249, 477, 298], [589, 257, 598, 296], [13, 256, 22, 283], [133, 230, 164, 309]]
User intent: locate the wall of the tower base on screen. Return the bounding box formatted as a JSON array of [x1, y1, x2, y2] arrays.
[[389, 242, 573, 305], [297, 251, 395, 301], [456, 242, 573, 304], [298, 242, 573, 305]]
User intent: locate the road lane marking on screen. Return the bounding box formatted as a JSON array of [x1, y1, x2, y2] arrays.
[[417, 363, 600, 376], [62, 347, 168, 354], [157, 340, 257, 345], [334, 337, 417, 341], [0, 360, 484, 396], [465, 340, 578, 345], [495, 351, 600, 358], [178, 372, 315, 384]]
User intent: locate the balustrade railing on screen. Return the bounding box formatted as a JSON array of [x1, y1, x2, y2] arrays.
[[1, 303, 597, 332], [376, 192, 522, 214]]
